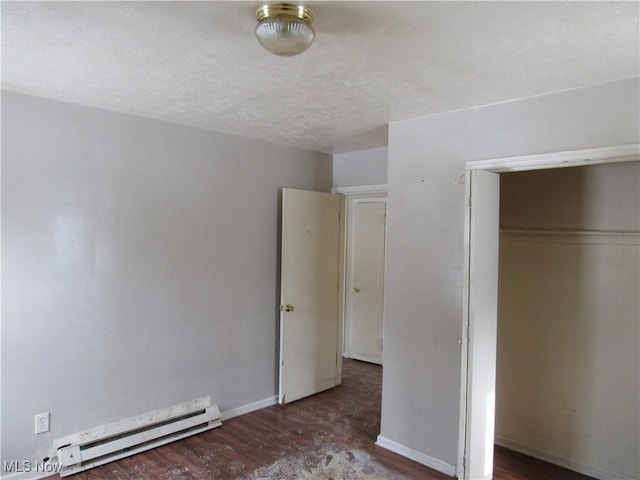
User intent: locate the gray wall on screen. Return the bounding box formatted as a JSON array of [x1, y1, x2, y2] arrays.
[[497, 163, 639, 478], [333, 147, 388, 187], [380, 77, 639, 470], [1, 91, 332, 468]]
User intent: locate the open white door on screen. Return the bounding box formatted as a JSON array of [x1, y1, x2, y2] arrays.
[[463, 170, 500, 480], [279, 188, 342, 405]]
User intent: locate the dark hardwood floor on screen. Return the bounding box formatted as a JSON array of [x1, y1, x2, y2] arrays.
[[61, 359, 595, 480], [493, 446, 596, 480]]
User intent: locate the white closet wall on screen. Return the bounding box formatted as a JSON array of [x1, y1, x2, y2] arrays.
[[496, 162, 640, 479]]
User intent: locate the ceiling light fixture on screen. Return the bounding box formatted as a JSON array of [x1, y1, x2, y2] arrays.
[[255, 3, 315, 57]]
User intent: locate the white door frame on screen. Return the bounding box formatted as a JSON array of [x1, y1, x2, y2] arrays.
[[457, 144, 640, 479], [332, 184, 388, 360]]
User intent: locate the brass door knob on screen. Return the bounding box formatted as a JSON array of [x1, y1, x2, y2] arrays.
[[281, 304, 295, 312], [353, 286, 360, 293]]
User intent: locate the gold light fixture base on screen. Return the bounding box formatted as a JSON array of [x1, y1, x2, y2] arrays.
[[256, 3, 315, 24]]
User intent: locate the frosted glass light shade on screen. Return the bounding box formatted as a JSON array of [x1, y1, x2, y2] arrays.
[[255, 4, 315, 57]]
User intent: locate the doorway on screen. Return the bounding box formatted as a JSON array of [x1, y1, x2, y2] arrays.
[[457, 144, 640, 480], [333, 185, 387, 366], [495, 163, 640, 479]]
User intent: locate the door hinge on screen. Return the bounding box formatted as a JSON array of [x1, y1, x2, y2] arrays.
[[468, 195, 472, 209]]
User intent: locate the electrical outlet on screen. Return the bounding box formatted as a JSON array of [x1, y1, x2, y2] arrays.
[[35, 412, 50, 434]]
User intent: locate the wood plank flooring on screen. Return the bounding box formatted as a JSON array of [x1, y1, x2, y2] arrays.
[[61, 359, 595, 480]]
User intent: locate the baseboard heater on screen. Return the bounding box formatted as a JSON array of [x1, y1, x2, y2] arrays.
[[53, 396, 221, 477]]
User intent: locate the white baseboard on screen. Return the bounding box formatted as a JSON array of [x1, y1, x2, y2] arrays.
[[376, 435, 456, 477], [220, 395, 278, 421], [495, 435, 636, 480]]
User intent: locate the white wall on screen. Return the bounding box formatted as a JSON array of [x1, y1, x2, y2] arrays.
[[497, 163, 639, 479], [1, 91, 332, 470], [380, 77, 639, 473], [333, 147, 388, 187]]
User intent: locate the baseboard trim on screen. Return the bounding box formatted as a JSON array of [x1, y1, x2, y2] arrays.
[[376, 435, 456, 477], [495, 435, 636, 480], [221, 395, 278, 421]]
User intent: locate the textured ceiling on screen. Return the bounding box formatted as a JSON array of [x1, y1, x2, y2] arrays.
[[2, 1, 638, 154]]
